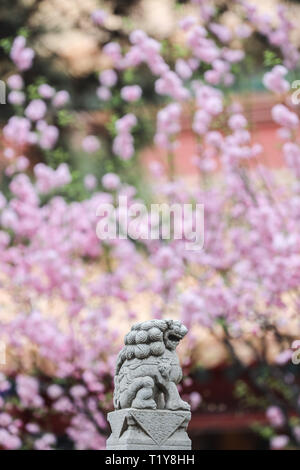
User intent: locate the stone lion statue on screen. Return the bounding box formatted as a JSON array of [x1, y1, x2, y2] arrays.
[[113, 319, 190, 411]]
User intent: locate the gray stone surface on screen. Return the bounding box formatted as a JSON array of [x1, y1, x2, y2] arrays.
[[106, 409, 191, 450], [106, 319, 192, 450]]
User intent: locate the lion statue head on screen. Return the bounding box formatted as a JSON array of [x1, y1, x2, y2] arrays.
[[115, 319, 188, 375]]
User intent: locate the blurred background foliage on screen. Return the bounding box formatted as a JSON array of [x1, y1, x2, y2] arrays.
[[1, 0, 300, 202]]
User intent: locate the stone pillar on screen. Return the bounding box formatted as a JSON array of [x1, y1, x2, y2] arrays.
[[106, 319, 192, 450], [107, 409, 191, 450]]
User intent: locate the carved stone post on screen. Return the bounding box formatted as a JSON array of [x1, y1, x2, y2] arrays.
[[106, 319, 191, 450]]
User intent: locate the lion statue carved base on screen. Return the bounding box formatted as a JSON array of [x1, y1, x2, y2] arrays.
[[113, 319, 190, 411]]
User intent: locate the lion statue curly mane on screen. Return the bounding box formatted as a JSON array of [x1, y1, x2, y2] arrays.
[[113, 319, 190, 411]]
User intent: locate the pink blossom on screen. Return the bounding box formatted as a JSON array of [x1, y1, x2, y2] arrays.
[[70, 385, 87, 398], [272, 104, 299, 128], [34, 433, 56, 450], [37, 122, 59, 150], [26, 423, 40, 433], [113, 114, 137, 160], [102, 173, 120, 190], [91, 9, 107, 26], [102, 42, 122, 63], [38, 84, 55, 99], [270, 30, 286, 47], [121, 46, 144, 69], [228, 113, 247, 130], [282, 142, 300, 177], [175, 59, 192, 80], [25, 100, 47, 121], [53, 397, 74, 413], [235, 24, 252, 39], [148, 161, 163, 177], [16, 156, 29, 171], [99, 69, 117, 88], [193, 109, 211, 135], [266, 406, 285, 428], [115, 113, 137, 133], [179, 16, 197, 31], [3, 116, 34, 146], [223, 73, 234, 86], [205, 131, 223, 147], [82, 135, 101, 153], [263, 65, 289, 94], [96, 86, 111, 101], [188, 392, 202, 410], [34, 163, 71, 193], [204, 69, 221, 85], [222, 48, 245, 63], [16, 375, 44, 408], [52, 90, 70, 108], [188, 58, 200, 71], [0, 430, 22, 450], [84, 174, 97, 190], [129, 30, 147, 45], [3, 147, 15, 159], [10, 36, 34, 70], [1, 208, 18, 230], [152, 246, 175, 269], [277, 127, 291, 140], [120, 85, 142, 102], [210, 23, 232, 43], [155, 71, 189, 101], [155, 103, 181, 150], [8, 91, 25, 105], [113, 132, 135, 160], [47, 384, 63, 399], [270, 435, 289, 450], [0, 413, 12, 427], [7, 74, 24, 89]]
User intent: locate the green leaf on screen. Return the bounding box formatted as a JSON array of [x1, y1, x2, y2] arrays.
[[105, 114, 119, 137], [17, 27, 29, 38], [263, 50, 281, 67], [0, 38, 13, 54], [44, 147, 70, 167], [27, 84, 40, 100], [57, 109, 74, 127], [123, 68, 135, 84], [173, 43, 189, 59], [251, 423, 274, 439]]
